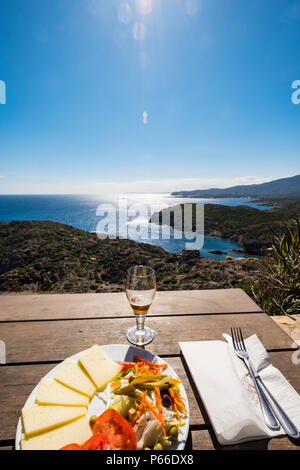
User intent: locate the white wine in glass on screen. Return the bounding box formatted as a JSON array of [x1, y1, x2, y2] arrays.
[[125, 266, 156, 346]]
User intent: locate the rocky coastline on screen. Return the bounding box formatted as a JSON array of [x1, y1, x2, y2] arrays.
[[0, 220, 260, 293]]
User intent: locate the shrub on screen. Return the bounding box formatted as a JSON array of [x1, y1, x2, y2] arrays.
[[63, 283, 74, 290], [252, 221, 300, 316], [234, 282, 253, 296]]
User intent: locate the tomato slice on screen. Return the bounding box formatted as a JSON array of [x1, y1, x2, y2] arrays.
[[82, 434, 110, 450], [60, 443, 82, 450], [92, 409, 136, 450]]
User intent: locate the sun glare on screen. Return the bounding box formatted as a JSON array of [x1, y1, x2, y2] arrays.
[[135, 0, 153, 16]]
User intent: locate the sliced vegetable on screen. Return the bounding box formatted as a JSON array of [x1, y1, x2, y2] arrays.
[[133, 355, 168, 371], [161, 393, 172, 408], [60, 444, 82, 450], [113, 383, 136, 396], [108, 395, 136, 418], [82, 434, 110, 450], [136, 376, 177, 391], [136, 416, 163, 450], [92, 409, 137, 450], [154, 386, 166, 436], [129, 374, 165, 384], [114, 366, 135, 381]]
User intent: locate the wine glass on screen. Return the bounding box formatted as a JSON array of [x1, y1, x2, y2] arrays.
[[125, 265, 156, 346]]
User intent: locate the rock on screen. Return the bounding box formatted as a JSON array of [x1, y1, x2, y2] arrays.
[[0, 221, 260, 293]]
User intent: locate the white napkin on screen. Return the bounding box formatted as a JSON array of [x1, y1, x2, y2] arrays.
[[179, 336, 300, 445]]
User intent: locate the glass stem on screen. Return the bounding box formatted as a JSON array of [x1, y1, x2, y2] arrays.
[[135, 315, 145, 331]]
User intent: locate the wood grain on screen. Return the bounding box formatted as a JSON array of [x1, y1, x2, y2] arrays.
[[0, 289, 297, 451], [1, 352, 299, 447], [190, 429, 300, 450], [0, 313, 293, 364], [0, 357, 203, 441], [0, 289, 262, 322]]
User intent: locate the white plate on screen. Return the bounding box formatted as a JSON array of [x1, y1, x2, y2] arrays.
[[16, 344, 189, 450]]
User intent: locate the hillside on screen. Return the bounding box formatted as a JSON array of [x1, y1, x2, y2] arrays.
[[0, 220, 259, 293], [171, 174, 300, 198], [150, 203, 300, 255]]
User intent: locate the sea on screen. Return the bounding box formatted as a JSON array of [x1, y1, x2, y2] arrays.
[[0, 194, 272, 260]]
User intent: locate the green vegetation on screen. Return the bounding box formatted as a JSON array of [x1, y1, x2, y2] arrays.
[[0, 220, 260, 293], [252, 221, 300, 316], [150, 202, 300, 255]]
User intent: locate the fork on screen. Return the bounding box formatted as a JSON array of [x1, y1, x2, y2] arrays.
[[231, 327, 279, 431], [231, 328, 300, 439]]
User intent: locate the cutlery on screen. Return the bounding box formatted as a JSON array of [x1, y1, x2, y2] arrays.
[[231, 327, 279, 431], [231, 328, 300, 439]]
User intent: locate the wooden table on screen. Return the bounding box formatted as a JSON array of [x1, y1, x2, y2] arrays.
[[0, 289, 299, 451]]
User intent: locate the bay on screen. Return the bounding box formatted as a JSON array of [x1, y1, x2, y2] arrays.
[[0, 194, 271, 260]]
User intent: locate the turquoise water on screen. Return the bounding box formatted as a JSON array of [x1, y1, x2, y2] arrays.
[[0, 194, 270, 259]]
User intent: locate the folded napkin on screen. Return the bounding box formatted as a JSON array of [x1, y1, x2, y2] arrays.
[[180, 336, 300, 445]]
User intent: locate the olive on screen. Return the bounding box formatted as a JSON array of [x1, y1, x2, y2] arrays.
[[153, 443, 163, 451], [89, 415, 98, 427], [161, 393, 172, 408], [169, 426, 178, 441]]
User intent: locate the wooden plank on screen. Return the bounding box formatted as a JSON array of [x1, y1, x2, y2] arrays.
[[0, 363, 59, 442], [191, 430, 300, 450], [189, 350, 300, 450], [1, 352, 299, 444], [0, 357, 202, 441], [0, 313, 294, 364], [0, 289, 262, 322]]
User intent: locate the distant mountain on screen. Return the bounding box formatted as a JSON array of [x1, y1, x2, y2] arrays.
[[171, 175, 300, 198]]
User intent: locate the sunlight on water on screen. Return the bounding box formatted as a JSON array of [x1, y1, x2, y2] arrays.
[[0, 194, 271, 260]]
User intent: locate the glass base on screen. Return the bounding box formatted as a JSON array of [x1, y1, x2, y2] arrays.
[[126, 325, 155, 346]]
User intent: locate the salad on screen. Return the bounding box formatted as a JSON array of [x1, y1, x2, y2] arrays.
[[61, 355, 187, 450]]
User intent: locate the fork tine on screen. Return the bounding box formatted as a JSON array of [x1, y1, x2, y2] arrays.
[[239, 328, 247, 351], [232, 327, 239, 350], [236, 327, 242, 350], [231, 328, 236, 350], [236, 328, 242, 351]]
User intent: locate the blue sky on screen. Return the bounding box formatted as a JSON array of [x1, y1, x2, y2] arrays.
[[0, 0, 299, 194]]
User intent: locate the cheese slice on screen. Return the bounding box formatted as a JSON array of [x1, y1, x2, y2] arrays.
[[54, 358, 96, 398], [78, 345, 122, 391], [35, 379, 89, 407], [22, 404, 87, 438], [21, 416, 92, 450]]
